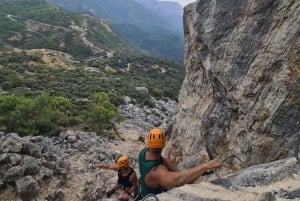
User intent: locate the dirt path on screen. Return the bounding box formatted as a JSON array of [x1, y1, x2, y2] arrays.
[[113, 123, 145, 158]]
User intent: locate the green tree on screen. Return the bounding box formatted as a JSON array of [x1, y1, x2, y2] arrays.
[[0, 93, 75, 136], [14, 93, 55, 136], [86, 92, 119, 134], [51, 96, 73, 126], [0, 95, 21, 130]]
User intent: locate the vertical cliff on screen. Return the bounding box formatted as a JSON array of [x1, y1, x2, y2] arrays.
[[166, 0, 300, 167]]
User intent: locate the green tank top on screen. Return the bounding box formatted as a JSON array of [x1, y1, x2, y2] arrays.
[[138, 148, 168, 196]]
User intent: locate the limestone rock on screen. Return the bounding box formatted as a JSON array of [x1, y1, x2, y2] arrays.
[[16, 176, 39, 201], [3, 165, 25, 182], [166, 0, 300, 167], [157, 158, 300, 201]]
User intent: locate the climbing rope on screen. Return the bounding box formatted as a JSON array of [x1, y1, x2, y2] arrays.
[[130, 185, 159, 201], [211, 154, 246, 189], [295, 134, 300, 163], [221, 154, 245, 168]]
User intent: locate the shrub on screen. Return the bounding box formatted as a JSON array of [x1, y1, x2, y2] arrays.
[[86, 92, 120, 134], [0, 93, 74, 136]]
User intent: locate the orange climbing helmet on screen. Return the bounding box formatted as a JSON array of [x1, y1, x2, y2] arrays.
[[146, 128, 165, 149], [116, 155, 130, 169]]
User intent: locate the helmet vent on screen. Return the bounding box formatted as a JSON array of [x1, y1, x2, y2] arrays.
[[146, 128, 166, 149]]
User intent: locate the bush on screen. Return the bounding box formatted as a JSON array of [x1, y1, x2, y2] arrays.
[[1, 81, 13, 91], [86, 92, 120, 134], [0, 93, 74, 136]]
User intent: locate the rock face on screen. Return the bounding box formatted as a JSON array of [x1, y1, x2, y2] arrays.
[[157, 158, 300, 201], [166, 0, 300, 167]]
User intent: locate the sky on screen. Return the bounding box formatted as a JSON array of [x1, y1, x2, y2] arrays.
[[158, 0, 196, 6]]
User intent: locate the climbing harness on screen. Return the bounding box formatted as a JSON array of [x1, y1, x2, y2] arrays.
[[123, 188, 159, 201], [125, 185, 159, 201]]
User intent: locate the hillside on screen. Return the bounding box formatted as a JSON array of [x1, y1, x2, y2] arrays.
[[47, 0, 184, 63], [0, 0, 184, 103], [0, 0, 138, 58], [134, 0, 183, 32], [0, 0, 184, 137]]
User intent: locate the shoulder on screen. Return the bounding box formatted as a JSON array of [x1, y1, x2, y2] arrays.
[[146, 164, 170, 187], [149, 164, 168, 178], [130, 171, 137, 179], [129, 170, 138, 184]]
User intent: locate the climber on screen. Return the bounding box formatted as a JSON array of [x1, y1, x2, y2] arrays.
[[96, 155, 138, 201], [138, 128, 222, 197]]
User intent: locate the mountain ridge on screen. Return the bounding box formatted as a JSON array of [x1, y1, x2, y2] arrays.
[[48, 0, 184, 62]]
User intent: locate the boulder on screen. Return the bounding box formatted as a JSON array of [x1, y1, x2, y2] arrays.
[[16, 176, 39, 201]]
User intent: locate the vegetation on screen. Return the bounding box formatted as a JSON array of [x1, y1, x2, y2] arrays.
[[112, 23, 184, 63], [86, 93, 120, 134], [0, 51, 183, 106], [0, 93, 69, 136], [0, 92, 119, 136], [0, 51, 183, 136], [0, 0, 185, 137]]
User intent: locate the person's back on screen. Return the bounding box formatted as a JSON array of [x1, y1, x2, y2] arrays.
[[138, 147, 168, 195], [138, 128, 222, 197]]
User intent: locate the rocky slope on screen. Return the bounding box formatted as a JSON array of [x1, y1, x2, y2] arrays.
[[165, 0, 300, 168], [0, 98, 176, 201], [0, 124, 147, 201], [0, 97, 299, 201], [1, 127, 299, 201]]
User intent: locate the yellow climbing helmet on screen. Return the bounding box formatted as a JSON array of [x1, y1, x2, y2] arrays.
[[146, 128, 165, 149], [116, 155, 130, 169]]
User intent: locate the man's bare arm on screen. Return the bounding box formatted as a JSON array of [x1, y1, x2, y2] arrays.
[[127, 172, 138, 195], [96, 163, 118, 170], [152, 159, 222, 188]]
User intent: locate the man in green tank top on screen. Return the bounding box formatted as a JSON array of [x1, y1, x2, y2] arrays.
[[138, 128, 222, 197]]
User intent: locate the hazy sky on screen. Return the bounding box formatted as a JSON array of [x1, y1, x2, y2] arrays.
[[158, 0, 196, 6]]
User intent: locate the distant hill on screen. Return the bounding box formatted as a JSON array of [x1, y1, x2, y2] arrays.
[[0, 0, 140, 58], [135, 0, 183, 32], [0, 0, 184, 107], [48, 0, 184, 63]]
